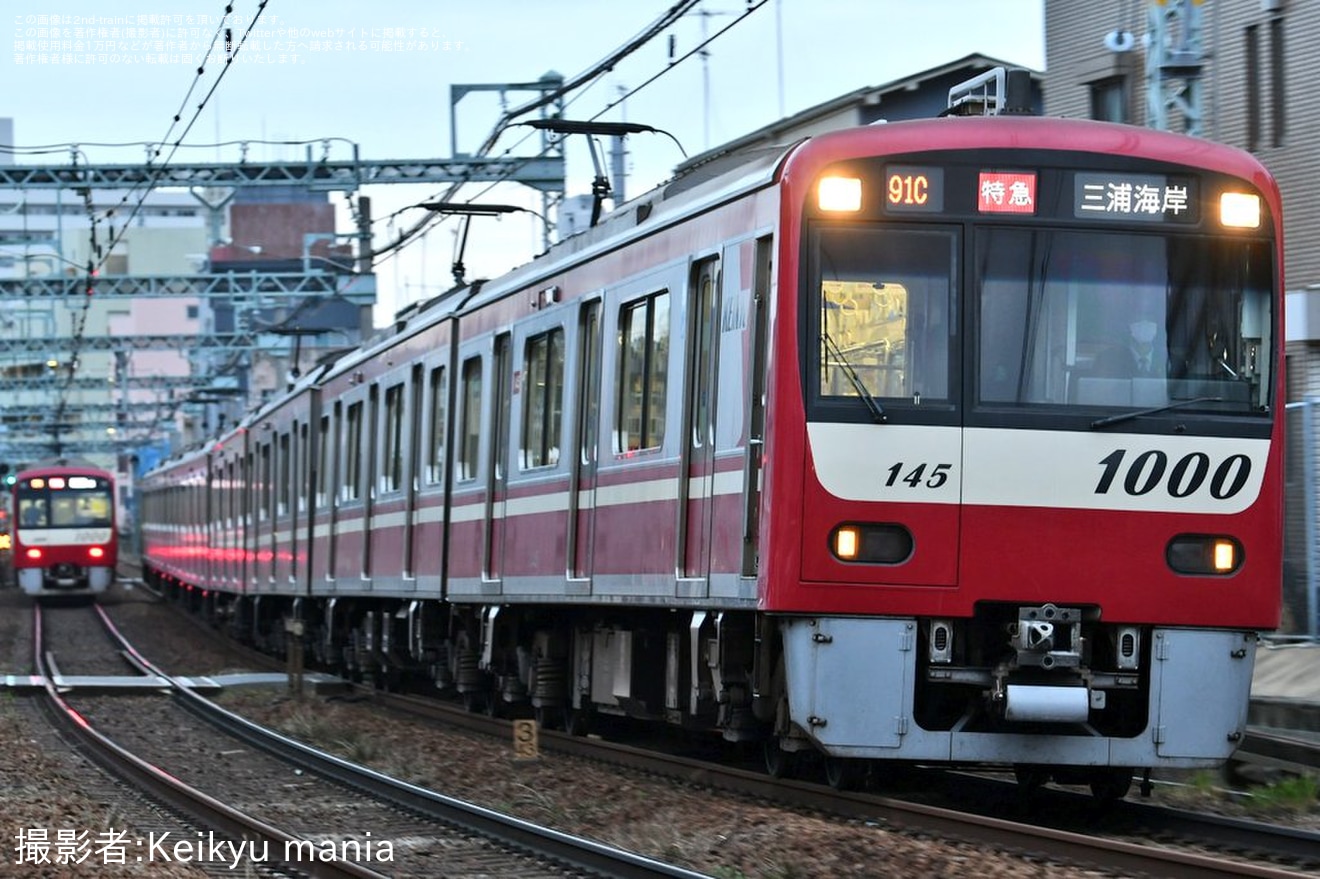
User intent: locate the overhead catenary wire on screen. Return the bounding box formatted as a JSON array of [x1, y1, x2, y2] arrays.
[[18, 1, 769, 454], [372, 0, 768, 272], [368, 0, 705, 266], [50, 1, 273, 455]]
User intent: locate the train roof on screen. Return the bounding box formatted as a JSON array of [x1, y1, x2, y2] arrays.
[[148, 111, 1282, 475], [777, 115, 1280, 196], [311, 143, 792, 386], [323, 113, 1281, 385], [17, 457, 113, 477]]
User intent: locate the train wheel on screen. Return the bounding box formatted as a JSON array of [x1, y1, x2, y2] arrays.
[[561, 706, 590, 736], [485, 693, 503, 719], [461, 690, 487, 714], [533, 705, 561, 730], [763, 739, 798, 779], [824, 756, 866, 791], [1013, 765, 1049, 794], [1089, 768, 1133, 802]]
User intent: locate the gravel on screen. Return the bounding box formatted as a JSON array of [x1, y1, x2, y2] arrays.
[[4, 580, 1316, 879]]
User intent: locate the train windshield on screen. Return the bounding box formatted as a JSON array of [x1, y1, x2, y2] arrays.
[[17, 476, 114, 530], [977, 228, 1273, 415], [813, 225, 956, 406]]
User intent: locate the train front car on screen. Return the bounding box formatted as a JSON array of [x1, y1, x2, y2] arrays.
[[11, 460, 118, 599], [763, 106, 1283, 792]]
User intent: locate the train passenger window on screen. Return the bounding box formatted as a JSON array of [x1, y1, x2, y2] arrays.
[[812, 226, 954, 407], [691, 258, 719, 447], [976, 228, 1273, 414], [316, 415, 331, 508], [383, 383, 405, 493], [459, 357, 483, 481], [617, 291, 670, 452], [521, 328, 565, 469], [345, 401, 363, 501], [259, 444, 272, 521], [277, 433, 291, 516], [494, 334, 511, 481], [426, 366, 446, 484], [579, 301, 602, 465], [297, 423, 309, 514]]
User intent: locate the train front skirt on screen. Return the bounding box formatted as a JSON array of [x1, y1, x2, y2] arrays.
[[780, 617, 1256, 767]]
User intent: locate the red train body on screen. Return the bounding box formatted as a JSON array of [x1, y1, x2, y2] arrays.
[[10, 459, 118, 598], [140, 72, 1283, 794]]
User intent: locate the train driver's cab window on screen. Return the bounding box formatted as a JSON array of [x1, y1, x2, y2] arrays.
[[17, 476, 113, 529], [977, 228, 1273, 415], [812, 226, 954, 411], [20, 498, 47, 527]]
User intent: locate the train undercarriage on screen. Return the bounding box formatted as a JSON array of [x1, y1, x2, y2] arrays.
[[147, 571, 1256, 800]]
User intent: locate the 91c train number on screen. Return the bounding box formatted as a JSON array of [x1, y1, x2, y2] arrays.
[[888, 173, 930, 206], [1094, 449, 1251, 499]]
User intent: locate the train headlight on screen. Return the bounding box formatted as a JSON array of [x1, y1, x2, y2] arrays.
[[818, 176, 862, 212], [834, 525, 860, 560], [1220, 192, 1261, 229], [1166, 534, 1243, 575], [25, 548, 42, 560], [829, 522, 913, 564], [88, 546, 105, 559]]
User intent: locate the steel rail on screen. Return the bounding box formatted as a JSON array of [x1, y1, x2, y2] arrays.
[[111, 588, 1320, 879], [367, 690, 1319, 879], [96, 604, 708, 879], [34, 603, 388, 879]]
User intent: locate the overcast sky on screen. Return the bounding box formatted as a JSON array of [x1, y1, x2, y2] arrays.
[[4, 0, 1045, 322]]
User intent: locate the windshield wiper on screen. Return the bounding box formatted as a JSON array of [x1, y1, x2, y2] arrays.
[[1089, 396, 1223, 430], [823, 331, 887, 423]]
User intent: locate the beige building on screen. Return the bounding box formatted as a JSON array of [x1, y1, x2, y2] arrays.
[[1045, 0, 1317, 635]]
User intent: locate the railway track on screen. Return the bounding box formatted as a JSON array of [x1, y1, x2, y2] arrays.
[[363, 689, 1320, 879], [100, 579, 1320, 879], [32, 601, 707, 879]]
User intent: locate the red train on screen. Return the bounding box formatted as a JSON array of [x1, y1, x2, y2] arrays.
[[9, 458, 118, 598], [140, 69, 1283, 796]]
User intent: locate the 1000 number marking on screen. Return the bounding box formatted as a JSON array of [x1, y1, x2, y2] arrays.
[[1094, 449, 1251, 499]]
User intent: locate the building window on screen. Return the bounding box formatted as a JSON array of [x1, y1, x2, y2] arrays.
[[1246, 24, 1260, 151], [1270, 16, 1285, 147], [1089, 77, 1126, 123]]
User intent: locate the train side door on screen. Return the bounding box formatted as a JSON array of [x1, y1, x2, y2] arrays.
[[483, 332, 512, 586], [568, 299, 603, 586], [678, 256, 721, 596]]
